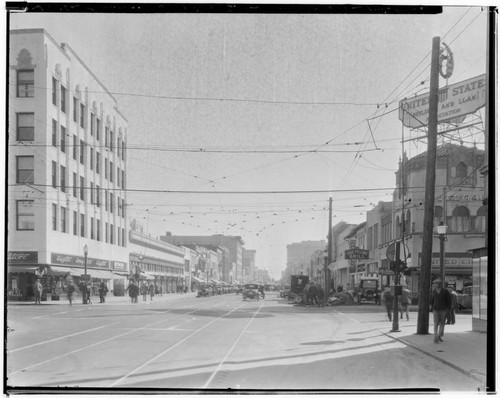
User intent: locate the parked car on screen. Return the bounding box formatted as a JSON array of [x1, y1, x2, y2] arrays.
[[242, 283, 260, 300], [357, 278, 380, 304], [456, 285, 473, 310]]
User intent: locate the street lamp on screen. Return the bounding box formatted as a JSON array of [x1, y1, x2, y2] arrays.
[[82, 244, 88, 304], [436, 222, 448, 285]]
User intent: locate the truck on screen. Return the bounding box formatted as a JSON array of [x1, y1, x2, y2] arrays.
[[288, 275, 310, 303], [357, 277, 380, 304]]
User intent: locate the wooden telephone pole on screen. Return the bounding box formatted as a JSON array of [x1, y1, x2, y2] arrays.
[[417, 36, 441, 335]]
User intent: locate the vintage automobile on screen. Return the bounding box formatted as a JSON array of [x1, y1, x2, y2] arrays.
[[279, 284, 291, 299], [357, 278, 380, 304], [242, 283, 260, 300], [456, 285, 473, 310]]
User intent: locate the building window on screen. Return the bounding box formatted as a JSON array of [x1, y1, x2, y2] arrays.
[[96, 152, 100, 174], [110, 192, 114, 213], [80, 176, 85, 201], [122, 198, 125, 218], [90, 113, 96, 136], [90, 217, 94, 240], [105, 158, 108, 180], [110, 130, 114, 152], [51, 161, 57, 188], [16, 200, 34, 230], [122, 141, 125, 160], [117, 196, 121, 217], [96, 185, 100, 207], [60, 126, 66, 153], [60, 165, 66, 192], [105, 222, 109, 243], [475, 206, 487, 233], [61, 85, 67, 113], [90, 182, 94, 204], [110, 161, 114, 182], [80, 213, 85, 237], [404, 210, 411, 235], [110, 224, 114, 244], [395, 215, 401, 238], [105, 189, 108, 211], [73, 173, 77, 197], [73, 97, 78, 122], [52, 77, 57, 105], [434, 206, 444, 228], [80, 103, 86, 128], [17, 113, 34, 141], [97, 219, 101, 241], [80, 140, 85, 165], [73, 210, 78, 235], [17, 70, 34, 98], [456, 162, 468, 179], [105, 126, 109, 148], [117, 167, 120, 187], [122, 227, 125, 246], [118, 227, 121, 247], [90, 147, 94, 170], [60, 206, 67, 232], [52, 119, 57, 147], [117, 137, 121, 157], [451, 206, 471, 232], [73, 135, 78, 160], [52, 203, 57, 231], [96, 118, 101, 141]]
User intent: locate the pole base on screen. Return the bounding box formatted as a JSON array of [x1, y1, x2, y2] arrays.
[[389, 329, 401, 333]]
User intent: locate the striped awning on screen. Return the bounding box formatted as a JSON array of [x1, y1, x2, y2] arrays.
[[192, 276, 206, 284]]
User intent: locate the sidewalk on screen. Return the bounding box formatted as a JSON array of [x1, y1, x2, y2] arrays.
[[380, 311, 487, 389], [8, 291, 199, 305]]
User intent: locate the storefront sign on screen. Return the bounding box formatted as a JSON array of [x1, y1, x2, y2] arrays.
[[446, 193, 483, 201], [418, 252, 472, 268], [51, 253, 110, 269], [345, 248, 369, 260], [113, 261, 127, 271], [7, 251, 38, 264], [399, 74, 486, 128]]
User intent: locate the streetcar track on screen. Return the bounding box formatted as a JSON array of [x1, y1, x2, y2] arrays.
[[108, 300, 250, 387], [7, 299, 224, 377], [201, 300, 264, 388]]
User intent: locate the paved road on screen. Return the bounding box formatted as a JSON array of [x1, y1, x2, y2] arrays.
[[6, 292, 481, 392]]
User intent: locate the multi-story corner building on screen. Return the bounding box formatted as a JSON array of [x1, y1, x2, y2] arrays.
[[342, 222, 367, 287], [160, 234, 244, 284], [331, 226, 356, 289], [242, 249, 256, 282], [8, 29, 129, 301], [128, 226, 185, 295]]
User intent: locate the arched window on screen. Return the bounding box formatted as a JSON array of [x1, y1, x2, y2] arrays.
[[395, 215, 401, 238], [451, 206, 470, 232], [456, 161, 468, 178], [475, 206, 487, 232]]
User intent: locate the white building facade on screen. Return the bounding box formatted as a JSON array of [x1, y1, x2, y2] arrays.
[[8, 29, 129, 300]]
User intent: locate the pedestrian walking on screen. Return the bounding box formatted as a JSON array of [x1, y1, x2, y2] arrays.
[[33, 279, 43, 304], [446, 285, 458, 325], [149, 283, 155, 301], [383, 287, 394, 321], [98, 281, 108, 303], [67, 280, 75, 305], [141, 283, 148, 301], [430, 279, 451, 343], [86, 283, 93, 304], [400, 286, 410, 321]]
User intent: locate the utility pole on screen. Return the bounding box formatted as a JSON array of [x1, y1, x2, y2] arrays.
[[325, 197, 333, 306], [417, 36, 441, 335]]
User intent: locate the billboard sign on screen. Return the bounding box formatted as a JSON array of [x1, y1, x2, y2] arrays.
[[399, 74, 486, 128]]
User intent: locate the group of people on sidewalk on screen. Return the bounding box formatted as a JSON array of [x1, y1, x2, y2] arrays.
[[127, 280, 158, 303], [382, 279, 458, 343]]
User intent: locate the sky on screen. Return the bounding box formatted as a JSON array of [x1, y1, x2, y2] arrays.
[[8, 5, 488, 279]]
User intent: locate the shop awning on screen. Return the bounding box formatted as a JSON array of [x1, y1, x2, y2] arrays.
[[47, 266, 74, 276], [210, 278, 222, 285], [8, 265, 38, 273], [82, 269, 117, 280], [138, 271, 156, 280], [192, 276, 206, 284]]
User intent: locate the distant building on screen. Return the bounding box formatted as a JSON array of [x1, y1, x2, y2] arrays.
[[285, 240, 326, 280], [242, 249, 256, 282], [7, 29, 128, 300], [160, 233, 244, 283]]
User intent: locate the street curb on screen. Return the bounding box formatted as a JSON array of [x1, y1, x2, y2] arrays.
[[381, 330, 486, 385]]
